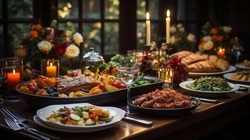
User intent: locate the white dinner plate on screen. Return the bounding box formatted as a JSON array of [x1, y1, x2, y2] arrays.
[[34, 115, 93, 133], [235, 63, 250, 70], [179, 80, 240, 98], [223, 73, 250, 85], [189, 65, 236, 76], [36, 103, 125, 131]]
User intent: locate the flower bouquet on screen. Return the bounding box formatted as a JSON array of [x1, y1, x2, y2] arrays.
[[169, 23, 197, 52], [14, 20, 83, 77], [139, 52, 159, 76], [198, 22, 233, 57], [164, 55, 189, 86]]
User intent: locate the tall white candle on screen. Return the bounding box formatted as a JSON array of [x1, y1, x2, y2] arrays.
[[166, 10, 171, 44], [146, 12, 151, 46]]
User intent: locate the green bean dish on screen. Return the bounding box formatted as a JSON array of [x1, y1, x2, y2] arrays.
[[187, 76, 232, 91]]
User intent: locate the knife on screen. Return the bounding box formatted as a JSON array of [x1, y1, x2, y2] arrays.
[[123, 116, 153, 126], [199, 98, 218, 103], [235, 84, 250, 89]]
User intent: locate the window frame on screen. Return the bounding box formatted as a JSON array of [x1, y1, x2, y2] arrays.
[[0, 0, 199, 61]]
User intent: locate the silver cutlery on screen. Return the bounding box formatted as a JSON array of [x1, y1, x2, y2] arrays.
[[0, 108, 60, 140], [2, 107, 35, 124], [4, 117, 50, 140], [199, 98, 218, 103], [123, 116, 153, 126], [235, 84, 250, 89]]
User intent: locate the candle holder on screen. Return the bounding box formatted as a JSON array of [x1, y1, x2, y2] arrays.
[[157, 66, 174, 89], [0, 57, 23, 99], [217, 47, 226, 58], [40, 59, 60, 77], [160, 43, 173, 61]]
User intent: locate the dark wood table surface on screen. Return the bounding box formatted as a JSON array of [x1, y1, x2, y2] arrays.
[[0, 85, 250, 140]]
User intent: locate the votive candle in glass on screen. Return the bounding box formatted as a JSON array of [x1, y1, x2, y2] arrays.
[[7, 69, 20, 93], [46, 62, 57, 77]]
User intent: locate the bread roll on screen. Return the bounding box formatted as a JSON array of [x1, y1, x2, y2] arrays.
[[209, 55, 218, 64], [201, 54, 209, 60], [216, 59, 230, 71], [170, 51, 193, 59], [187, 60, 221, 72], [171, 51, 230, 72], [181, 53, 205, 65]]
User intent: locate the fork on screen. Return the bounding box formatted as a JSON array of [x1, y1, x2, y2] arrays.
[[1, 108, 34, 123], [4, 117, 50, 140], [0, 108, 60, 140]]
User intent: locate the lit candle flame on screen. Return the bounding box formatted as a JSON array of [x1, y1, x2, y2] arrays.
[[146, 12, 150, 20], [167, 10, 170, 17]]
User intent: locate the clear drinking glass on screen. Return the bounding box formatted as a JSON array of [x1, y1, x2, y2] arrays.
[[118, 54, 139, 114], [232, 37, 244, 64]]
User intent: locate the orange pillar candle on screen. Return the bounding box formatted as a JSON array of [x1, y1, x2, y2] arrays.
[[46, 62, 57, 77], [217, 48, 225, 57], [7, 69, 20, 93]]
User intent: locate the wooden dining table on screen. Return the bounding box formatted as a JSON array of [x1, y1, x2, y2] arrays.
[[0, 83, 250, 140]]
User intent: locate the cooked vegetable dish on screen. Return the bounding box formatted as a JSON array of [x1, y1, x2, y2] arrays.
[[46, 105, 113, 126], [187, 76, 232, 91]]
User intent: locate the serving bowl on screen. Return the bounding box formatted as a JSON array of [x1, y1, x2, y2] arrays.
[[16, 76, 164, 108]]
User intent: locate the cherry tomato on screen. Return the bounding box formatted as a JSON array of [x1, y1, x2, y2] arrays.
[[27, 83, 34, 88], [39, 75, 46, 79], [71, 72, 78, 77], [99, 83, 105, 89], [119, 83, 127, 89], [29, 85, 37, 93], [112, 80, 121, 88]]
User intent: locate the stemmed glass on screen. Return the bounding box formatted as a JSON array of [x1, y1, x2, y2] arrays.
[[118, 54, 139, 114], [232, 37, 244, 64]]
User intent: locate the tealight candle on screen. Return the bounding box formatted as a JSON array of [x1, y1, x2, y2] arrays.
[[217, 48, 225, 57], [7, 69, 20, 93], [46, 62, 57, 77]]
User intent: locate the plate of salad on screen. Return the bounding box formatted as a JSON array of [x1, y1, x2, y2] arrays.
[[179, 76, 240, 98], [36, 103, 125, 132]]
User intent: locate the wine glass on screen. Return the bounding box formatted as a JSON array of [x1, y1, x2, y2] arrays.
[[118, 54, 139, 114], [232, 38, 244, 64]]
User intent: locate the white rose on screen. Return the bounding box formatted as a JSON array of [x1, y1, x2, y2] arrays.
[[65, 30, 72, 37], [64, 44, 80, 59], [170, 36, 176, 44], [177, 23, 183, 28], [204, 40, 214, 50], [170, 26, 177, 33], [187, 33, 196, 42], [222, 26, 232, 33], [73, 32, 83, 45], [37, 40, 52, 54], [203, 36, 212, 41], [178, 27, 185, 32]]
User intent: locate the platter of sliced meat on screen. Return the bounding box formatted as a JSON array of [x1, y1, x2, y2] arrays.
[[128, 88, 201, 116]]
